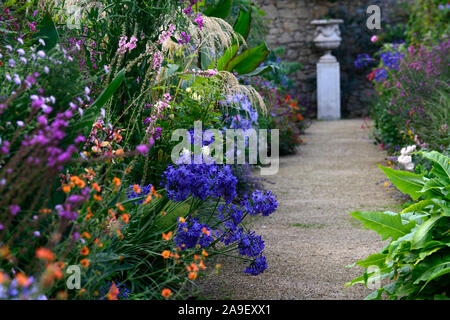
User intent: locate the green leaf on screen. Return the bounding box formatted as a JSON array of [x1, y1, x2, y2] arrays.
[[401, 200, 434, 214], [411, 215, 442, 249], [233, 6, 252, 40], [379, 165, 425, 200], [350, 211, 416, 241], [421, 151, 450, 182], [356, 253, 388, 268], [228, 42, 270, 74], [215, 44, 239, 71], [33, 12, 60, 50], [414, 256, 450, 292], [240, 65, 274, 77], [74, 69, 125, 134], [203, 0, 233, 19]]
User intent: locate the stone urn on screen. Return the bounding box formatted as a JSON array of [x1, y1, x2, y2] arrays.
[[310, 19, 343, 120], [311, 19, 343, 62]]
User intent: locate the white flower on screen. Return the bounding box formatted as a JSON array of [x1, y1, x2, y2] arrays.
[[398, 155, 412, 165], [44, 66, 49, 74], [16, 121, 24, 127], [17, 48, 25, 55], [201, 145, 211, 157], [185, 87, 192, 94], [405, 162, 415, 171]]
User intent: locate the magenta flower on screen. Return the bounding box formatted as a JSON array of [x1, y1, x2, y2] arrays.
[[136, 144, 150, 155], [10, 204, 21, 215]]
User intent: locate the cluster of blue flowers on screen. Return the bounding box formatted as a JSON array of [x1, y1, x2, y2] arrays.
[[374, 68, 388, 82], [222, 94, 258, 131], [380, 50, 404, 70], [244, 256, 268, 276], [162, 163, 237, 203], [126, 184, 153, 204], [0, 276, 47, 300], [98, 281, 130, 300], [354, 53, 372, 69], [241, 190, 278, 217], [238, 231, 265, 257], [174, 217, 214, 250]]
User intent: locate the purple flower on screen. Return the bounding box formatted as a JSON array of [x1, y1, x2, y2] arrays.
[[136, 144, 150, 155], [244, 256, 268, 276], [9, 205, 21, 215]]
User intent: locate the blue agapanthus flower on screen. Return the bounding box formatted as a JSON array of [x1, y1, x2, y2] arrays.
[[354, 53, 371, 69], [380, 50, 403, 70], [241, 190, 278, 217], [223, 93, 258, 130], [98, 281, 130, 300], [238, 231, 265, 257], [174, 217, 214, 250], [374, 68, 388, 82], [162, 163, 237, 203], [218, 204, 244, 230], [244, 255, 268, 276]]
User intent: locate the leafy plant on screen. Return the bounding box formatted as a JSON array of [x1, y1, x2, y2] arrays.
[[347, 151, 450, 300]]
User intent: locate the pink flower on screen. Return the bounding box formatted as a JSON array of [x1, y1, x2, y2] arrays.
[[136, 144, 150, 155], [10, 204, 21, 215], [371, 35, 378, 43]]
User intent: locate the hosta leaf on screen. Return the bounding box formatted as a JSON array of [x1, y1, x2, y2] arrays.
[[229, 42, 270, 74], [350, 211, 416, 241], [411, 215, 442, 249], [379, 165, 424, 200]]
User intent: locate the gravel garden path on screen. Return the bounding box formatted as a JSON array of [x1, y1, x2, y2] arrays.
[[197, 119, 402, 299]]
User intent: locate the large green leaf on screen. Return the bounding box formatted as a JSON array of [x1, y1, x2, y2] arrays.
[[421, 151, 450, 182], [216, 44, 239, 71], [240, 65, 274, 77], [203, 0, 233, 19], [379, 165, 425, 200], [356, 253, 388, 268], [34, 12, 59, 50], [401, 200, 434, 214], [411, 215, 443, 249], [233, 6, 252, 40], [74, 69, 126, 134], [227, 42, 270, 74], [350, 211, 416, 241], [414, 256, 450, 291]]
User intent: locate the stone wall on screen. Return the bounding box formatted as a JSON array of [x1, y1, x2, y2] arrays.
[[255, 0, 396, 117]]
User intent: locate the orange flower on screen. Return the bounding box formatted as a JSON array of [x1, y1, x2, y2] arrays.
[[113, 177, 121, 187], [93, 194, 102, 201], [133, 184, 141, 194], [80, 258, 90, 268], [39, 208, 51, 214], [36, 247, 55, 262], [107, 282, 119, 300], [55, 261, 65, 269], [161, 288, 172, 298], [190, 263, 199, 272], [80, 246, 89, 256], [94, 238, 103, 248], [78, 288, 86, 296], [85, 207, 94, 221], [143, 194, 152, 204], [81, 232, 91, 239], [15, 273, 31, 287], [161, 250, 171, 259], [70, 176, 86, 188], [199, 261, 206, 270], [0, 272, 8, 284], [202, 227, 210, 236], [188, 272, 198, 280], [92, 183, 101, 192], [162, 231, 172, 241], [62, 185, 71, 193], [202, 249, 208, 257], [121, 214, 130, 224], [116, 203, 125, 212], [115, 149, 124, 157], [178, 217, 185, 223]]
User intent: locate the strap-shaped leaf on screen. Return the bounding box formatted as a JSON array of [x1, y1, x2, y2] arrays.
[[379, 165, 424, 200], [203, 0, 233, 19], [356, 253, 388, 268], [233, 6, 252, 40], [350, 211, 416, 241], [227, 42, 270, 74], [411, 215, 442, 249]]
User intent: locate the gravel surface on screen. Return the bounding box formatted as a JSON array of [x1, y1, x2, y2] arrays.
[[196, 119, 402, 300]]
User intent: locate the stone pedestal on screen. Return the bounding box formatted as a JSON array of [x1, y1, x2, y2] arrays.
[[311, 19, 343, 121], [317, 54, 341, 120]]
